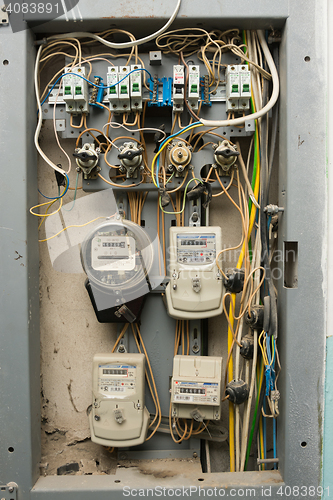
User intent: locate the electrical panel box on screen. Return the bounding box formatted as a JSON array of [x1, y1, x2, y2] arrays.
[[171, 355, 223, 421], [62, 66, 89, 114], [89, 353, 149, 447], [165, 226, 224, 319]]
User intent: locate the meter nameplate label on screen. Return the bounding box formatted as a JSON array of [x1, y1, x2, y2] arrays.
[[176, 234, 216, 265], [172, 381, 219, 405], [91, 236, 136, 271], [98, 364, 137, 396]]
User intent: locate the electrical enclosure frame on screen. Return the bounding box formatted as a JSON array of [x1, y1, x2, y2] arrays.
[[0, 0, 328, 498]]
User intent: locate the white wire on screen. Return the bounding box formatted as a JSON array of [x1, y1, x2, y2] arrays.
[[199, 30, 279, 128], [34, 45, 65, 176], [103, 121, 167, 141], [52, 79, 72, 174], [43, 0, 182, 49]]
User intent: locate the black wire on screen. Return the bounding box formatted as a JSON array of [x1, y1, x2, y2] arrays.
[[260, 60, 278, 339]]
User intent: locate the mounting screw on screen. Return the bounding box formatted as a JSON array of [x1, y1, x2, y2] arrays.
[[94, 415, 100, 421], [8, 487, 14, 493], [118, 344, 125, 353], [76, 167, 81, 172], [193, 452, 198, 459], [2, 5, 7, 11]]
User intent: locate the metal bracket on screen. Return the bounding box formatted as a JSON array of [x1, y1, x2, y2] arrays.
[[0, 483, 18, 500], [0, 6, 9, 26], [189, 200, 201, 227]]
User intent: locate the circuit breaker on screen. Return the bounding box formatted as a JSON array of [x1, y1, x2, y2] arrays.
[[165, 226, 224, 319], [89, 353, 149, 447], [62, 66, 89, 114], [171, 355, 223, 421]]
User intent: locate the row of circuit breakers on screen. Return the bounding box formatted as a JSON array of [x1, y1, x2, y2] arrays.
[[60, 62, 251, 114]]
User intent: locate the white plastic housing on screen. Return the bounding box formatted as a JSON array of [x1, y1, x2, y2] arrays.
[[63, 66, 89, 114], [107, 66, 119, 110], [90, 353, 149, 447], [173, 65, 185, 112], [171, 355, 223, 420], [165, 226, 224, 319], [118, 66, 131, 113], [188, 65, 200, 111], [130, 64, 143, 112]]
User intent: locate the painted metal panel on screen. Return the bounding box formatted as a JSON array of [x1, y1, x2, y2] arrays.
[[0, 0, 329, 498]]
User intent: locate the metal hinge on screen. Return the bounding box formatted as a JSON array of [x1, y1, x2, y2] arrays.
[[0, 483, 18, 500]]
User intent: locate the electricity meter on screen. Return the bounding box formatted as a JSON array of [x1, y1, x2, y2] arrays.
[[171, 355, 223, 421], [165, 226, 224, 319], [81, 218, 154, 323], [90, 353, 149, 447]]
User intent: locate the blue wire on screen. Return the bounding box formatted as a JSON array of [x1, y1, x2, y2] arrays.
[[40, 68, 153, 108], [273, 415, 277, 469], [155, 122, 201, 188], [38, 173, 69, 200]]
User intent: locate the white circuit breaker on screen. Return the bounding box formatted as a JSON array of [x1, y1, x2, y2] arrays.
[[62, 66, 89, 114], [188, 65, 200, 111], [171, 355, 223, 421], [118, 66, 131, 112], [165, 226, 224, 319], [130, 64, 143, 112], [89, 353, 149, 447], [173, 65, 185, 112], [107, 66, 131, 113], [226, 65, 251, 112], [107, 66, 119, 110]]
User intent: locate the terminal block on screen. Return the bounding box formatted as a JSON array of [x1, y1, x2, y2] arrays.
[[173, 65, 185, 112], [200, 75, 211, 106], [130, 64, 143, 112], [171, 355, 223, 421], [148, 76, 172, 107], [62, 66, 89, 114], [188, 65, 200, 111]]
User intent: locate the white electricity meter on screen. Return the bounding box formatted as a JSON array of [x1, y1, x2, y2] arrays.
[[165, 226, 224, 319], [80, 219, 154, 323], [171, 355, 223, 421], [89, 353, 149, 447]]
